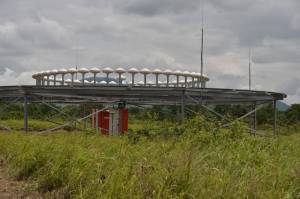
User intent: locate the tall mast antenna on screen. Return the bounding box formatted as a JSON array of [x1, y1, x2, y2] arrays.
[[200, 0, 204, 115], [249, 38, 251, 90], [76, 42, 78, 79]]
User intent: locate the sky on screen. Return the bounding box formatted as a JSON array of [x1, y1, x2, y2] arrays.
[[0, 0, 299, 105]]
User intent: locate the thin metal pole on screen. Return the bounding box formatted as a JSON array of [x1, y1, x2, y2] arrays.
[[62, 74, 65, 86], [249, 105, 252, 136], [249, 37, 251, 90], [94, 74, 97, 86], [54, 75, 56, 86], [132, 74, 135, 87], [274, 100, 277, 138], [200, 0, 204, 88], [0, 100, 1, 126], [254, 102, 257, 136], [167, 76, 170, 87], [74, 106, 77, 130], [47, 76, 50, 86], [177, 106, 180, 124], [119, 104, 123, 136], [82, 73, 85, 86], [119, 74, 122, 86], [84, 104, 86, 130], [144, 74, 147, 86], [24, 94, 28, 134], [156, 75, 159, 87], [181, 91, 185, 124], [199, 100, 203, 116]]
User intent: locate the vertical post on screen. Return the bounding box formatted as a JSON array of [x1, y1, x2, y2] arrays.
[[156, 75, 159, 87], [54, 75, 56, 86], [177, 106, 180, 124], [24, 94, 28, 134], [119, 103, 123, 136], [199, 101, 203, 116], [94, 74, 97, 86], [132, 74, 135, 87], [249, 105, 252, 136], [274, 100, 277, 138], [181, 91, 185, 124], [119, 74, 122, 86], [254, 102, 257, 136], [0, 100, 1, 126], [144, 75, 146, 86], [84, 104, 86, 130], [92, 109, 95, 129], [74, 106, 77, 130], [167, 76, 169, 87], [82, 74, 85, 86], [96, 108, 99, 131]]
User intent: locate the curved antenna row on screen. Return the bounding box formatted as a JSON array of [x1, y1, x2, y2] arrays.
[[32, 67, 210, 88]]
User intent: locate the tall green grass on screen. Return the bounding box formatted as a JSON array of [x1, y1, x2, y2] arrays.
[[0, 119, 86, 132], [0, 118, 300, 198]]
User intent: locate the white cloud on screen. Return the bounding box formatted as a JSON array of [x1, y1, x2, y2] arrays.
[[0, 67, 36, 86]]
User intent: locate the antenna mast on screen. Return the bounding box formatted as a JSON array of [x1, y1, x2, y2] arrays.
[[249, 38, 251, 90], [76, 42, 78, 79], [200, 0, 204, 115]]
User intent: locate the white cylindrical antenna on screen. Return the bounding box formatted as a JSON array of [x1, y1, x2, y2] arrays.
[[182, 71, 190, 88], [146, 81, 155, 87], [58, 68, 68, 86], [102, 67, 113, 86], [173, 70, 182, 87], [128, 68, 139, 87], [163, 69, 172, 87], [99, 81, 107, 86], [140, 68, 151, 86], [67, 68, 78, 87], [152, 69, 163, 87], [114, 67, 126, 86], [49, 69, 58, 86], [43, 70, 51, 86], [78, 67, 89, 86], [89, 67, 101, 86], [109, 81, 117, 86]]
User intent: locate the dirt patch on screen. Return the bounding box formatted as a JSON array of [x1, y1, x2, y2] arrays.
[[0, 161, 41, 199]]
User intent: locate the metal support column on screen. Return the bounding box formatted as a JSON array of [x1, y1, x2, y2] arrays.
[[177, 106, 180, 124], [0, 100, 1, 126], [274, 100, 277, 138], [249, 105, 252, 136], [199, 101, 203, 116], [24, 94, 28, 134], [119, 103, 123, 136], [74, 106, 77, 130], [254, 102, 257, 136], [181, 91, 185, 124], [84, 104, 86, 130]]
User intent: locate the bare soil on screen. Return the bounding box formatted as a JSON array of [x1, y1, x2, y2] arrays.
[[0, 161, 42, 199]]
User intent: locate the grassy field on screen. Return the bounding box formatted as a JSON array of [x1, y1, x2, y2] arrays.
[[0, 117, 300, 198]]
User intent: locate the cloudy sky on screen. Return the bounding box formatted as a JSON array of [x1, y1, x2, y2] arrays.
[[0, 0, 299, 104]]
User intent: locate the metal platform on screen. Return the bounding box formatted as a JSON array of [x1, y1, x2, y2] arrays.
[[0, 85, 287, 137]]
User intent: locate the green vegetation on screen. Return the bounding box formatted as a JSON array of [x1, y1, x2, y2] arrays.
[[1, 116, 300, 198]]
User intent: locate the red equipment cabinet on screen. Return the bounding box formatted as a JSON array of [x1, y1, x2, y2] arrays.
[[90, 108, 128, 136]]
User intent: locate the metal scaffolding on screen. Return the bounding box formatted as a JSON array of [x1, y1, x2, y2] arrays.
[[0, 85, 286, 137]]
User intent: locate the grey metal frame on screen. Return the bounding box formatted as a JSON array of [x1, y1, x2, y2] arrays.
[[0, 85, 286, 137]]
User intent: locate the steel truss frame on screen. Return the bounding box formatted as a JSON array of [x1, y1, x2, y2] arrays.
[[0, 85, 286, 137]]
